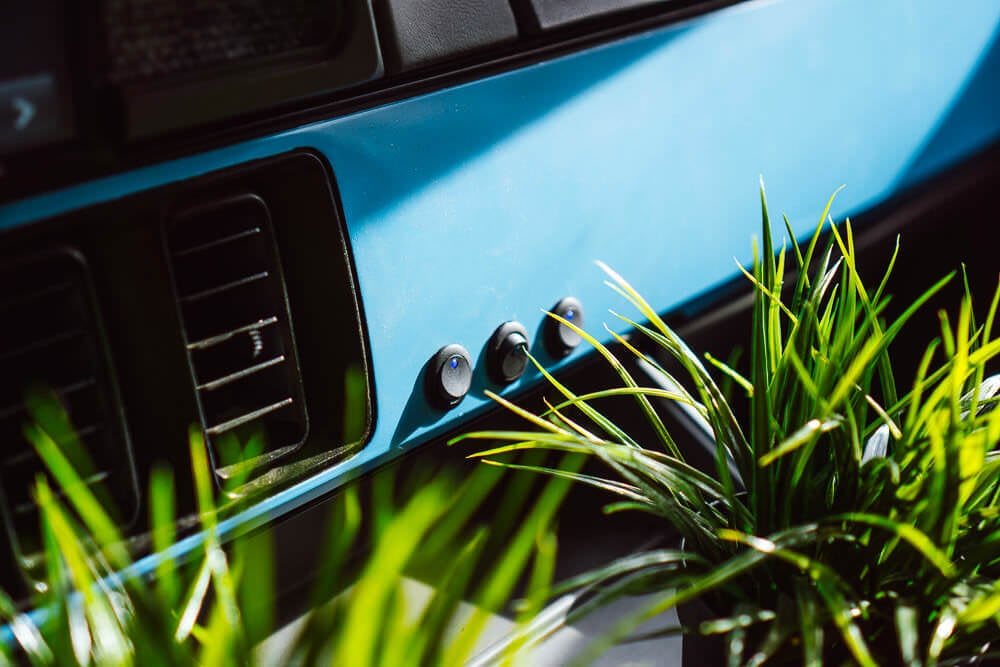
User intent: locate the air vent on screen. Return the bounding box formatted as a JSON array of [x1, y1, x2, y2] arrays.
[[165, 194, 308, 474], [0, 251, 138, 542]]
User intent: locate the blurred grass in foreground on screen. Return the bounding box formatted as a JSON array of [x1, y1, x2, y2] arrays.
[[455, 184, 1000, 665], [0, 393, 580, 666]]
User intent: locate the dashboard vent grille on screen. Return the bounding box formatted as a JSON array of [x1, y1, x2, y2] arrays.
[[165, 194, 308, 474], [0, 251, 138, 540]]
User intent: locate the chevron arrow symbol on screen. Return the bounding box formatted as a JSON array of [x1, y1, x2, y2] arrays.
[[12, 96, 35, 131]]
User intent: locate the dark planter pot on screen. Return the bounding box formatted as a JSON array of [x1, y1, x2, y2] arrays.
[[677, 596, 801, 667], [677, 595, 725, 667]]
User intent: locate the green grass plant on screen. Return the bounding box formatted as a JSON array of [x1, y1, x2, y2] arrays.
[[0, 397, 574, 666], [454, 183, 1000, 665]]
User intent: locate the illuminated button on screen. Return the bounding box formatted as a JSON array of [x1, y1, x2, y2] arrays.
[[426, 344, 473, 408], [544, 297, 584, 358], [487, 321, 530, 384]]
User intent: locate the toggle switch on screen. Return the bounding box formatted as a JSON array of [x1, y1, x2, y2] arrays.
[[426, 344, 473, 409], [487, 321, 530, 384], [544, 297, 584, 358]]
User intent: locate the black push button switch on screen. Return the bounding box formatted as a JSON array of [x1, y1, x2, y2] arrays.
[[545, 297, 584, 358], [521, 0, 666, 31], [375, 0, 519, 71], [427, 344, 474, 408], [487, 321, 530, 384]]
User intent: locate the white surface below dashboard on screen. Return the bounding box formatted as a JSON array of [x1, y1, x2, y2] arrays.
[[257, 577, 682, 666]]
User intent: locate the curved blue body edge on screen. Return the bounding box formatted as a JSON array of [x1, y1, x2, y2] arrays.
[[1, 0, 1000, 604]]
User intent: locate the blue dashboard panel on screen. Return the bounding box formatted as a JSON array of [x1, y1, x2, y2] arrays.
[[2, 0, 1000, 549]]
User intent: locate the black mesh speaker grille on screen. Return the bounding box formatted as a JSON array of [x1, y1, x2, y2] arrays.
[[102, 0, 341, 84]]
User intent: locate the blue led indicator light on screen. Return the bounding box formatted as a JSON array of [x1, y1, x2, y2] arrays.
[[450, 357, 459, 369], [566, 309, 575, 320]]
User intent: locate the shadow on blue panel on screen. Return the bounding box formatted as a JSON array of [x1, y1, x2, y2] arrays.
[[335, 27, 687, 225], [391, 360, 440, 448], [897, 22, 1000, 188], [390, 335, 525, 448]]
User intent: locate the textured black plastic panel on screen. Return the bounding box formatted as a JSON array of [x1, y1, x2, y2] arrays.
[[375, 0, 518, 71], [520, 0, 669, 30], [117, 0, 382, 139], [103, 0, 340, 84]]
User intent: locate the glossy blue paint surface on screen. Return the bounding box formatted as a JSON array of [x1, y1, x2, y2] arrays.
[[2, 0, 1000, 558]]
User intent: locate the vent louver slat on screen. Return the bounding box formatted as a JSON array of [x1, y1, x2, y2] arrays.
[[0, 251, 138, 546], [165, 194, 308, 472]]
